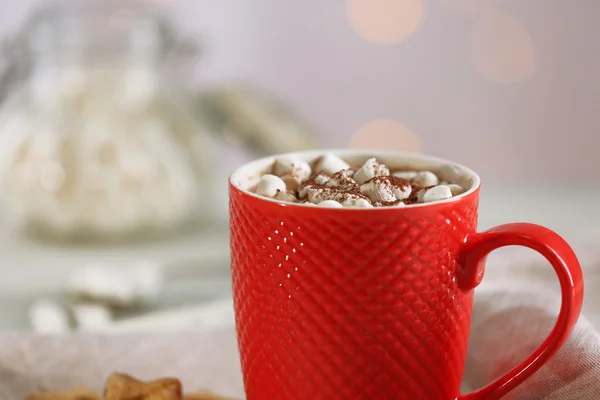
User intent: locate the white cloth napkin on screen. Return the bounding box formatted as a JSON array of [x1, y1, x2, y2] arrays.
[[1, 241, 600, 399], [0, 330, 245, 399]]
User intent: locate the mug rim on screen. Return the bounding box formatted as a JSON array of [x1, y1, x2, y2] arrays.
[[229, 149, 481, 210]]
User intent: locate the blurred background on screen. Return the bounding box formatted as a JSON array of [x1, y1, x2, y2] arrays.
[[0, 0, 598, 333]]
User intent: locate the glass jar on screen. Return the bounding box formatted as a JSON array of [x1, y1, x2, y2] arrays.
[[0, 0, 215, 242]]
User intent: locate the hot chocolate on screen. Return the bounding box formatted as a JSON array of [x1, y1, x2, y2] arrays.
[[253, 152, 466, 208]]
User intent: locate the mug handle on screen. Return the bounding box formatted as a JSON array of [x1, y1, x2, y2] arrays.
[[456, 223, 584, 400]]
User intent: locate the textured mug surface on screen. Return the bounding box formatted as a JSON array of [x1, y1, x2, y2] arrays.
[[229, 150, 584, 400]]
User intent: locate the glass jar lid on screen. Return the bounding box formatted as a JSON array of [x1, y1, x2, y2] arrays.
[[23, 0, 180, 64]]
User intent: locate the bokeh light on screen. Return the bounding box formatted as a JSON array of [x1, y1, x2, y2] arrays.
[[469, 10, 536, 83], [349, 119, 421, 152], [439, 0, 500, 18], [346, 0, 424, 45]]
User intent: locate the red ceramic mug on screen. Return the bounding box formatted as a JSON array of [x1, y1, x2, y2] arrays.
[[229, 150, 584, 400]]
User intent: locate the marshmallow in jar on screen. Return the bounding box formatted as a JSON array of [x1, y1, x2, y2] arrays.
[[0, 4, 215, 240]]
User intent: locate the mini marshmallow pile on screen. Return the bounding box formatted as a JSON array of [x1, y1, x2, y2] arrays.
[[28, 261, 165, 334], [254, 153, 467, 208], [0, 69, 213, 237]]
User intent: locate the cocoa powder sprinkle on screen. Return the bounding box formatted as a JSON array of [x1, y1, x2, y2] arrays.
[[364, 175, 410, 188]]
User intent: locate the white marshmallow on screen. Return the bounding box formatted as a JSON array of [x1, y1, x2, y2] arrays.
[[318, 200, 343, 208], [307, 187, 373, 208], [28, 299, 71, 334], [445, 184, 466, 196], [119, 68, 158, 111], [393, 183, 412, 200], [312, 173, 331, 185], [298, 184, 313, 199], [281, 174, 302, 191], [412, 171, 439, 187], [66, 262, 164, 307], [72, 304, 113, 331], [307, 187, 336, 204], [67, 265, 137, 306], [420, 185, 453, 203], [272, 158, 294, 175], [313, 153, 350, 175], [275, 190, 297, 203], [360, 179, 395, 202], [59, 68, 87, 103], [375, 200, 406, 207], [353, 158, 390, 185], [392, 171, 418, 180], [272, 157, 312, 181], [256, 174, 287, 198], [339, 195, 373, 208], [128, 261, 164, 304], [360, 176, 411, 202], [326, 170, 359, 190], [439, 164, 462, 183], [297, 173, 331, 199]]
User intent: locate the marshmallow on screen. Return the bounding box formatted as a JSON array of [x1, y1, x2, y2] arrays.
[[412, 171, 439, 187], [312, 173, 331, 185], [375, 201, 406, 207], [318, 200, 343, 208], [128, 261, 164, 304], [353, 158, 390, 185], [66, 262, 164, 307], [360, 179, 394, 202], [59, 68, 87, 103], [393, 181, 412, 200], [119, 68, 158, 111], [72, 304, 113, 331], [298, 184, 312, 199], [275, 189, 297, 203], [67, 265, 137, 306], [298, 173, 328, 197], [28, 299, 71, 334], [313, 153, 350, 175], [360, 176, 411, 202], [256, 174, 287, 198], [420, 185, 453, 203], [339, 194, 373, 208], [326, 170, 359, 191], [445, 184, 466, 196], [307, 187, 336, 204], [307, 187, 373, 208], [439, 164, 462, 183], [272, 157, 312, 181], [281, 174, 302, 191], [297, 173, 330, 199], [392, 171, 418, 180]]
